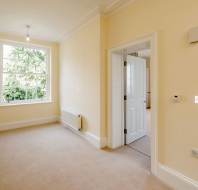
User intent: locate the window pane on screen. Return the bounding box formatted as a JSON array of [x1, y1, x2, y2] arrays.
[[3, 45, 15, 59], [3, 59, 15, 73], [26, 87, 37, 100], [2, 73, 47, 102], [1, 44, 49, 104], [35, 61, 47, 74], [3, 45, 47, 74], [2, 73, 26, 102], [36, 74, 47, 99]]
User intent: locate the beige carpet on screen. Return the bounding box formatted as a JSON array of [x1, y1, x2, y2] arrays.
[[128, 136, 151, 157], [0, 124, 171, 190]]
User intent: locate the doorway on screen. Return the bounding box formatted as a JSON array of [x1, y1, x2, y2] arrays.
[[126, 50, 151, 158], [108, 33, 158, 175]]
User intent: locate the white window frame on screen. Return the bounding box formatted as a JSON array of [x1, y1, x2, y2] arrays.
[[0, 40, 52, 106]]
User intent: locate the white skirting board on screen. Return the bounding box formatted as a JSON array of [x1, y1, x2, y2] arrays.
[[61, 119, 106, 149], [0, 116, 59, 132], [157, 164, 198, 190], [85, 131, 100, 148]]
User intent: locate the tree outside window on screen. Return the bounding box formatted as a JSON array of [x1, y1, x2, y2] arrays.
[[1, 44, 50, 104]]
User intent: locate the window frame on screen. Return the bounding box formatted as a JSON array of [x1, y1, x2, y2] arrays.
[[0, 40, 52, 106]]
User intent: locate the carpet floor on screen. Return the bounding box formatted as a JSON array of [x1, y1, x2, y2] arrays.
[[128, 136, 151, 157], [0, 123, 171, 190]]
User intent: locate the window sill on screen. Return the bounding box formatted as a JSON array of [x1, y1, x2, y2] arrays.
[[0, 100, 53, 107]]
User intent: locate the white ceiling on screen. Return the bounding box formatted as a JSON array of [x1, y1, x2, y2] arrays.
[[0, 0, 122, 42]]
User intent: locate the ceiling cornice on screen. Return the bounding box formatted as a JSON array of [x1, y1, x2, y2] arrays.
[[59, 0, 136, 42], [103, 0, 135, 14]]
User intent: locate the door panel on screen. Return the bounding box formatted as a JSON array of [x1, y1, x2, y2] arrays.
[[126, 55, 147, 144]]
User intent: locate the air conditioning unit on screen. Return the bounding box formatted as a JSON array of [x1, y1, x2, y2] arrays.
[[188, 27, 198, 43]]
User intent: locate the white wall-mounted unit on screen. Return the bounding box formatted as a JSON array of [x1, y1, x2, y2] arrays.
[[188, 27, 198, 43], [61, 110, 82, 131]]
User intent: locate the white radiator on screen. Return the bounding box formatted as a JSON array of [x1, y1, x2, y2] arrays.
[[61, 110, 82, 131]]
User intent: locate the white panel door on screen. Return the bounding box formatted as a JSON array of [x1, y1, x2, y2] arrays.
[[126, 55, 147, 144]]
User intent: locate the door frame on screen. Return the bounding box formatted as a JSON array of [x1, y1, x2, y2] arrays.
[[107, 33, 158, 175]]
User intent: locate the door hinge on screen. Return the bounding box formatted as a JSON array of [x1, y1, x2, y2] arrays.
[[124, 129, 127, 134], [124, 61, 127, 66], [124, 95, 127, 100]]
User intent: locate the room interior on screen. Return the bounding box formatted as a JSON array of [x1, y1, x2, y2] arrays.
[[0, 0, 198, 190]]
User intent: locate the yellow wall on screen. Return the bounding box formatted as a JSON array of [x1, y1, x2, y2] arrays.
[[106, 0, 198, 181], [60, 16, 101, 137], [0, 33, 59, 124]]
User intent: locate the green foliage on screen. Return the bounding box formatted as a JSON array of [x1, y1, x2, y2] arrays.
[[2, 46, 47, 103]]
